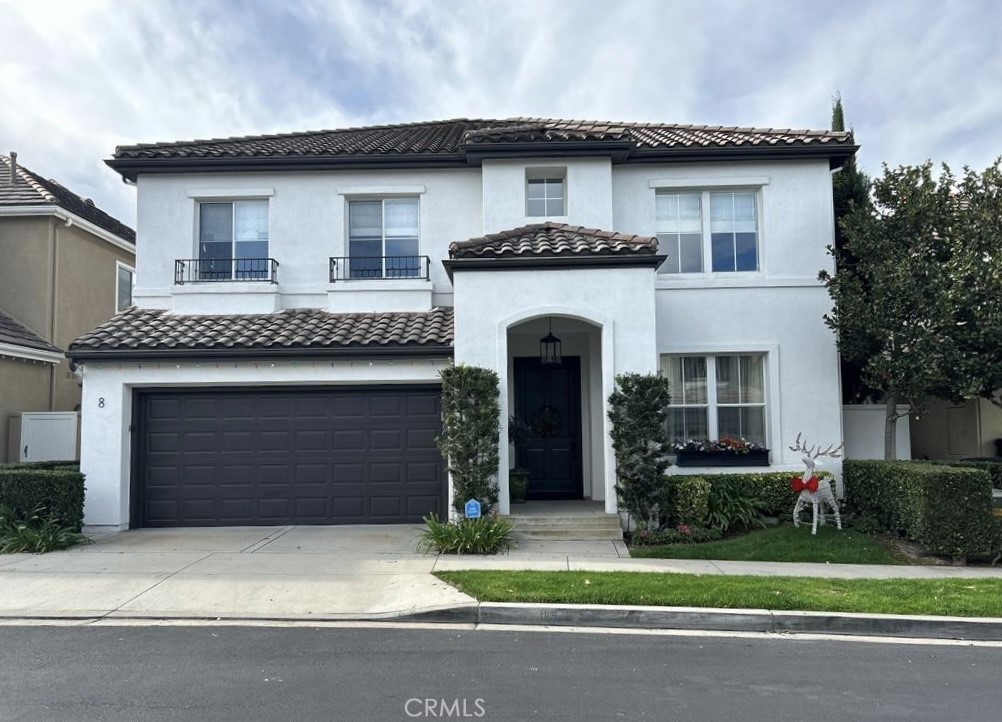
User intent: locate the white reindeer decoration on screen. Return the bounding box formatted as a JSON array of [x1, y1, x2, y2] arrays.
[[789, 433, 843, 535]]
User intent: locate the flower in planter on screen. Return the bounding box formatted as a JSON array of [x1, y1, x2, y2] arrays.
[[677, 523, 691, 535], [671, 437, 768, 454]]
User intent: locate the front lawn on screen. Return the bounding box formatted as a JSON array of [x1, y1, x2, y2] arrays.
[[435, 570, 1002, 617], [630, 524, 905, 565]]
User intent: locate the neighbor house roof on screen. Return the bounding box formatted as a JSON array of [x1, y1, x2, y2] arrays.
[[107, 117, 857, 178], [0, 155, 135, 244], [68, 307, 454, 360], [449, 222, 659, 259], [0, 310, 61, 356]]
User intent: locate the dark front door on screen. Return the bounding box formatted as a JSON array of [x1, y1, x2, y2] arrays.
[[513, 356, 583, 500], [133, 386, 446, 527]]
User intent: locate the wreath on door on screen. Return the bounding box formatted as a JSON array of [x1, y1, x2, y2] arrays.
[[531, 404, 563, 438]]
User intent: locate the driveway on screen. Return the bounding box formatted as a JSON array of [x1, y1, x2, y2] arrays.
[[0, 526, 473, 620]]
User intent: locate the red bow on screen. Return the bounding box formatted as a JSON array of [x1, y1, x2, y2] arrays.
[[792, 476, 819, 494]]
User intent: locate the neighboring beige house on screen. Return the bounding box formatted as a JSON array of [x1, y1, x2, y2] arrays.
[[0, 153, 135, 463]]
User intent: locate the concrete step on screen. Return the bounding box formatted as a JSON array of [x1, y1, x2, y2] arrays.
[[510, 515, 622, 528], [514, 528, 624, 541], [511, 513, 624, 541]]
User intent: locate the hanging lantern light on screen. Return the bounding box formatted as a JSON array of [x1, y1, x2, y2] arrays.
[[539, 317, 562, 365]]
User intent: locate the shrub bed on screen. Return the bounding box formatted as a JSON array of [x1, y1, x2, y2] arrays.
[[843, 460, 998, 559], [0, 464, 85, 532], [679, 471, 834, 519]]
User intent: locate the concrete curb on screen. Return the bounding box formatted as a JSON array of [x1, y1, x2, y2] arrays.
[[468, 602, 1002, 641]]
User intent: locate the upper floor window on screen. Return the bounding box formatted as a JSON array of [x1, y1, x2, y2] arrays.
[[347, 198, 421, 278], [197, 200, 269, 280], [526, 168, 566, 217], [115, 262, 134, 312], [662, 353, 767, 447], [656, 190, 759, 273]]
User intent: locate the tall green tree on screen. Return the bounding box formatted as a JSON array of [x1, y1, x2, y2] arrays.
[[829, 92, 875, 402], [820, 159, 1002, 459]]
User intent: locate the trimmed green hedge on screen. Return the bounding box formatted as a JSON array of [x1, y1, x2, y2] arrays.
[[670, 476, 710, 526], [843, 460, 998, 559], [0, 464, 85, 532], [684, 471, 834, 518]]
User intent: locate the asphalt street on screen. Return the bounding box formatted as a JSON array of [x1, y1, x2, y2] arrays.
[[0, 624, 999, 721]]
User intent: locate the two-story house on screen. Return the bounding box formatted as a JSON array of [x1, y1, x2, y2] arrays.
[[69, 118, 857, 531], [0, 153, 136, 463]]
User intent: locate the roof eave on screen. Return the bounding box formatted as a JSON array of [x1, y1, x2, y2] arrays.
[[443, 253, 666, 279], [104, 154, 470, 182], [626, 143, 860, 169], [460, 140, 635, 163], [69, 343, 455, 363]]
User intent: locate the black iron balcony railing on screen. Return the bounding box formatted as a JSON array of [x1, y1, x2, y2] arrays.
[[174, 258, 279, 284], [329, 256, 431, 282]]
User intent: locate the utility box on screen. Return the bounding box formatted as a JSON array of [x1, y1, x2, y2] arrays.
[[8, 412, 80, 463]]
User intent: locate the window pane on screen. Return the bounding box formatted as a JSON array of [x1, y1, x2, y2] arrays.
[[545, 197, 565, 216], [198, 241, 231, 280], [716, 356, 740, 404], [384, 199, 419, 236], [199, 203, 232, 244], [234, 200, 268, 242], [709, 193, 733, 229], [655, 193, 677, 224], [116, 267, 133, 312], [527, 179, 547, 200], [348, 239, 382, 278], [733, 192, 756, 230], [718, 407, 766, 446], [735, 232, 757, 271], [384, 253, 422, 278], [667, 407, 709, 444], [711, 232, 735, 272], [683, 357, 708, 404], [679, 233, 703, 273], [527, 198, 546, 216], [349, 201, 382, 237], [544, 179, 564, 200], [385, 237, 418, 257], [679, 193, 701, 228], [739, 355, 765, 403]]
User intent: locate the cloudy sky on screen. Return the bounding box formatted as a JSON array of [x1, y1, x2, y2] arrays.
[[1, 0, 999, 226]]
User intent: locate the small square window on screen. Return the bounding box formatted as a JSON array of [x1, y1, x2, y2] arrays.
[[526, 169, 566, 217], [116, 263, 134, 312]]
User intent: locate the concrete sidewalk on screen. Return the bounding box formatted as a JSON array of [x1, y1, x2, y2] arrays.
[[2, 527, 1002, 623]]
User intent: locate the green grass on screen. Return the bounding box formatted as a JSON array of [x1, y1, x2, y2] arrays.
[[630, 524, 905, 565], [435, 570, 1002, 617]]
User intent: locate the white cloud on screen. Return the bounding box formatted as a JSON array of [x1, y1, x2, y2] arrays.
[[1, 0, 998, 225]]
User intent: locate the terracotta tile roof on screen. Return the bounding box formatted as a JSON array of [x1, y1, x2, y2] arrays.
[[0, 155, 135, 243], [69, 307, 454, 358], [0, 310, 60, 355], [110, 117, 853, 162], [449, 222, 659, 259]]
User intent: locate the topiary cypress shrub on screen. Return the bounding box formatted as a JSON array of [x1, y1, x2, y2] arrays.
[[437, 365, 501, 515], [843, 460, 997, 559], [608, 372, 672, 530], [0, 467, 85, 532]]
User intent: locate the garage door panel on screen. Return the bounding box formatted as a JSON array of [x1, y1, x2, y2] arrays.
[[137, 387, 444, 527]]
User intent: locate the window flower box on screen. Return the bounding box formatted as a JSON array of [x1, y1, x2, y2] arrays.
[[672, 438, 770, 467]]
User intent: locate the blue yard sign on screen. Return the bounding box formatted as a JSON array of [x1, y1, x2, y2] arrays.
[[464, 499, 482, 519]]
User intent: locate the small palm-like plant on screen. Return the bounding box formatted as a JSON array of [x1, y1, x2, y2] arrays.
[[0, 504, 90, 554], [418, 514, 515, 555]]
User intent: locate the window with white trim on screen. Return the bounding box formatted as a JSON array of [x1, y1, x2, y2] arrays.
[[197, 200, 269, 279], [655, 190, 759, 273], [347, 198, 421, 278], [115, 262, 134, 312], [526, 168, 566, 217], [662, 354, 767, 446]]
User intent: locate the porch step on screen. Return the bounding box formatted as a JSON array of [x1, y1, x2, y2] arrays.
[[510, 512, 624, 541]]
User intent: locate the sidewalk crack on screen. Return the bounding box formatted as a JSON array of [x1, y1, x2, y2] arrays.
[[96, 551, 217, 619]]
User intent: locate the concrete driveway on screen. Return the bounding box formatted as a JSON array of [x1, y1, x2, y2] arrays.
[[0, 525, 474, 620]]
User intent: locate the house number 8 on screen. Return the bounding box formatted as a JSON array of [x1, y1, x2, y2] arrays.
[[98, 397, 105, 408]]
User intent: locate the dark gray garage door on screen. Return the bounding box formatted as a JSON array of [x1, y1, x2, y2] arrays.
[[134, 387, 445, 527]]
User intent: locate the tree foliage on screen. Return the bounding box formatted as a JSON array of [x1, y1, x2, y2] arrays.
[[607, 373, 673, 529], [820, 158, 1002, 458], [437, 365, 501, 514]]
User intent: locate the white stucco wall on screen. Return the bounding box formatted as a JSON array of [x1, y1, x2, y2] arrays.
[[78, 358, 451, 529], [844, 404, 912, 460], [133, 168, 483, 312], [481, 157, 614, 233]]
